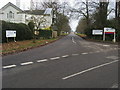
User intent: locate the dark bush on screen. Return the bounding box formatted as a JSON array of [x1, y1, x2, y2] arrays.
[[38, 30, 52, 39], [2, 21, 33, 43]]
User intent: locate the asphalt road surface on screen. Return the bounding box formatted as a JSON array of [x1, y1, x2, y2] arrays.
[[2, 33, 119, 88]]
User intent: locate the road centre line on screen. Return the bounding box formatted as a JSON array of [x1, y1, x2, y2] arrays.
[[3, 65, 16, 69], [96, 51, 100, 53], [72, 37, 76, 44], [72, 54, 79, 56], [62, 60, 118, 80], [37, 59, 48, 62], [103, 45, 110, 47], [50, 57, 60, 60], [81, 53, 88, 55], [111, 83, 118, 88], [89, 52, 94, 54], [62, 55, 69, 58], [20, 62, 33, 66]]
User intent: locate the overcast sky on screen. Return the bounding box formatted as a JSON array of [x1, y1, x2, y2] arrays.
[[0, 0, 75, 10], [0, 0, 116, 31]]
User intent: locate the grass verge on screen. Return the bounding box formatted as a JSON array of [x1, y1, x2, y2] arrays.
[[1, 37, 62, 56], [76, 33, 118, 44]]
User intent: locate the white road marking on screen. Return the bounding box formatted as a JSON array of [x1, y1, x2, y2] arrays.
[[114, 48, 117, 50], [20, 62, 33, 66], [106, 56, 118, 60], [72, 54, 79, 56], [62, 55, 69, 58], [72, 37, 76, 44], [62, 60, 118, 80], [96, 44, 102, 46], [81, 53, 88, 55], [111, 83, 118, 88], [89, 52, 94, 54], [103, 45, 110, 47], [50, 57, 60, 60], [37, 59, 48, 62], [3, 65, 16, 69], [96, 51, 100, 53]]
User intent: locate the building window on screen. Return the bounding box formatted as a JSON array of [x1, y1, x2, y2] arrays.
[[7, 13, 8, 18], [8, 11, 14, 19], [13, 13, 14, 18], [9, 11, 12, 18]]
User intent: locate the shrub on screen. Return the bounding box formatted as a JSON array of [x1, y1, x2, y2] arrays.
[[38, 30, 52, 39], [2, 21, 33, 43]]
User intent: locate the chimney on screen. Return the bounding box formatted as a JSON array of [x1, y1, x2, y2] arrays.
[[16, 0, 20, 8], [30, 0, 34, 10]]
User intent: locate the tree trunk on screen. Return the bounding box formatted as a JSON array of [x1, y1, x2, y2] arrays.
[[99, 1, 109, 29], [86, 0, 90, 28]]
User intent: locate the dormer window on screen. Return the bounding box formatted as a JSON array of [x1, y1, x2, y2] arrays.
[[7, 11, 14, 18]]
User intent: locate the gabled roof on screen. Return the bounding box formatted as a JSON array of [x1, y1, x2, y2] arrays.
[[0, 2, 23, 12], [24, 10, 45, 15], [44, 8, 52, 15]]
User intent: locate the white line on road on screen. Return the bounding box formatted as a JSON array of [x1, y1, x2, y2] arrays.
[[62, 60, 118, 80], [103, 45, 110, 47], [114, 48, 117, 50], [62, 55, 69, 58], [37, 59, 48, 62], [106, 56, 118, 60], [111, 83, 118, 88], [89, 52, 94, 54], [96, 51, 100, 53], [81, 53, 88, 55], [3, 65, 16, 69], [72, 54, 79, 56], [20, 62, 33, 66], [50, 57, 60, 60], [72, 37, 76, 44]]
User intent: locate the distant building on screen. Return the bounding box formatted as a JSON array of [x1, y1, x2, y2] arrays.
[[0, 2, 53, 29]]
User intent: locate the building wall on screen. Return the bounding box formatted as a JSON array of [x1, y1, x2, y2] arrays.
[[0, 6, 25, 23], [0, 5, 53, 29], [40, 15, 52, 29]]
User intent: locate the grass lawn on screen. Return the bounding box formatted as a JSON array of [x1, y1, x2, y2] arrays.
[[1, 38, 60, 56]]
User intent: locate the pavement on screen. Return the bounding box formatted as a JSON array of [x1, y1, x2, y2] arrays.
[[2, 32, 119, 88]]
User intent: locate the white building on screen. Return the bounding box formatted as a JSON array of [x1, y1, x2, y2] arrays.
[[0, 2, 53, 29]]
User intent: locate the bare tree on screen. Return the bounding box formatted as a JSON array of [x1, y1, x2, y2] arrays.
[[70, 0, 97, 28], [115, 0, 120, 26]]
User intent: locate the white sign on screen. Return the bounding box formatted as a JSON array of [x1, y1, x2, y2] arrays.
[[92, 30, 103, 35], [104, 28, 115, 32], [103, 28, 116, 42], [6, 30, 16, 37]]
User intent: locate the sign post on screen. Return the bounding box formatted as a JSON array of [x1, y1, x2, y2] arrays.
[[92, 30, 103, 35], [103, 31, 105, 41], [6, 30, 16, 42], [92, 30, 103, 40], [104, 28, 116, 42], [113, 30, 116, 43]]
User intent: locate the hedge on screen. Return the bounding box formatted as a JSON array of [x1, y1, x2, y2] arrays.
[[2, 21, 33, 43], [38, 30, 52, 39]]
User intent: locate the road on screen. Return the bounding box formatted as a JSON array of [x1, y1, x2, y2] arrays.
[[2, 33, 119, 88]]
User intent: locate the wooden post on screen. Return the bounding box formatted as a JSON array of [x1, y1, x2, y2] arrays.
[[113, 32, 116, 43], [7, 37, 8, 43], [14, 37, 16, 42], [103, 31, 105, 41]]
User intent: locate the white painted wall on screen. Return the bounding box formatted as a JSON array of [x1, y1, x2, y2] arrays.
[[40, 15, 52, 29], [0, 6, 26, 23], [0, 5, 53, 29]]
